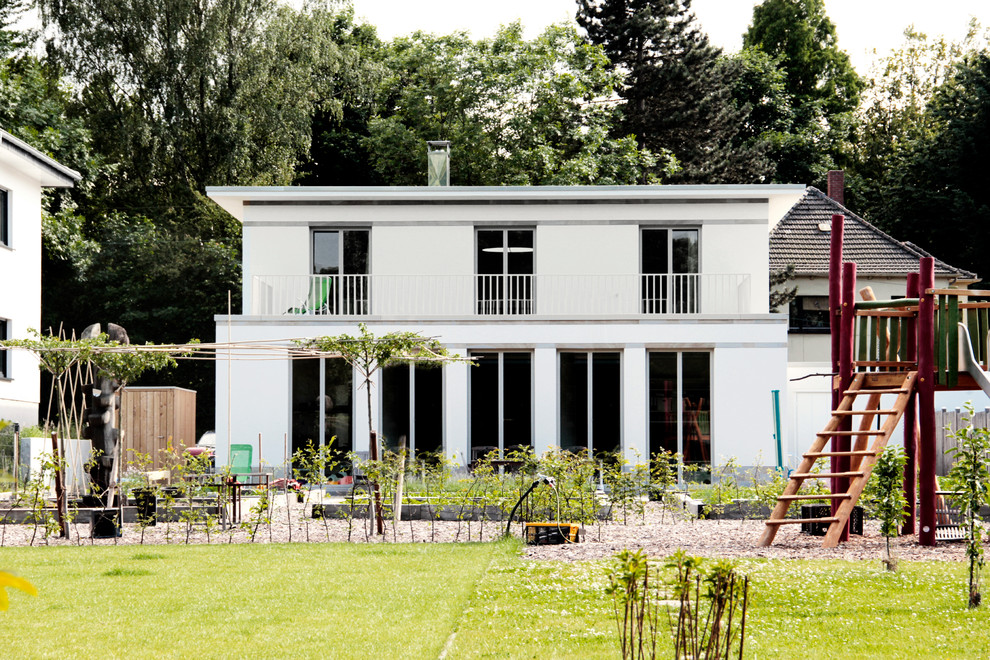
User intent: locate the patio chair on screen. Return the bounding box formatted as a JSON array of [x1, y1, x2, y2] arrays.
[[288, 277, 332, 315], [230, 444, 253, 483]]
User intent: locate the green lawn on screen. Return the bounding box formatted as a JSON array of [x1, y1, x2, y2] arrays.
[[3, 542, 990, 659]]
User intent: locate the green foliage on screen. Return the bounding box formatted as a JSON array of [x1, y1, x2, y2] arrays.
[[944, 404, 990, 608], [873, 444, 908, 571], [364, 22, 665, 186], [606, 548, 659, 659], [578, 0, 768, 183], [769, 265, 797, 313], [742, 0, 863, 184]]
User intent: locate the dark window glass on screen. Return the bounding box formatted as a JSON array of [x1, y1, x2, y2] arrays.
[[681, 353, 710, 468], [0, 319, 7, 378], [470, 353, 499, 460], [313, 230, 369, 275], [502, 353, 532, 454], [414, 366, 443, 455], [671, 230, 699, 274], [477, 230, 504, 275], [592, 353, 621, 456], [506, 230, 533, 275], [382, 365, 410, 452], [344, 231, 369, 275], [641, 229, 668, 274], [0, 189, 8, 246], [648, 353, 678, 457], [788, 296, 830, 332], [559, 353, 588, 452], [291, 358, 352, 472]]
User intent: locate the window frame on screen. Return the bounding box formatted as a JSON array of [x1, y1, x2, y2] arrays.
[[468, 350, 534, 460], [0, 188, 9, 248], [557, 350, 622, 457]]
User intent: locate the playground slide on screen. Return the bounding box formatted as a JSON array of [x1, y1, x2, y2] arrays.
[[957, 323, 990, 398]]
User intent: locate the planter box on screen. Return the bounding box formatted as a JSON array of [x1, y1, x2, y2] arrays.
[[800, 504, 863, 536], [92, 509, 121, 538]]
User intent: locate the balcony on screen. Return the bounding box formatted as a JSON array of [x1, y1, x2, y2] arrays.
[[248, 273, 754, 319]]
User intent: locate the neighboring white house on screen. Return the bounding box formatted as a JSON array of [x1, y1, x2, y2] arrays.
[[0, 130, 80, 426], [207, 184, 805, 476], [770, 175, 979, 467]]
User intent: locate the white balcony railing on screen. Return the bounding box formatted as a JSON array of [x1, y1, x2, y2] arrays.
[[249, 273, 753, 318]]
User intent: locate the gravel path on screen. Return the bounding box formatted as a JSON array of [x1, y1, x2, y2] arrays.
[[1, 499, 969, 563]]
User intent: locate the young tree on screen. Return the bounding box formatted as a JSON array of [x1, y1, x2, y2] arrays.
[[873, 444, 908, 572], [578, 0, 769, 183], [945, 405, 990, 609], [296, 324, 463, 533]]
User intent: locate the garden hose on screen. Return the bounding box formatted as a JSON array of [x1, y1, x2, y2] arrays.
[[504, 474, 555, 538]]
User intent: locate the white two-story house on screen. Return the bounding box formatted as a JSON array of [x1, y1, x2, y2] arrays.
[[207, 185, 804, 476], [0, 129, 80, 426]]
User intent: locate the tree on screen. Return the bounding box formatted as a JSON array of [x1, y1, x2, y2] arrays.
[[848, 26, 977, 218], [873, 444, 907, 572], [945, 404, 990, 608], [296, 324, 462, 533], [578, 0, 769, 183], [742, 0, 863, 184], [363, 22, 666, 186]]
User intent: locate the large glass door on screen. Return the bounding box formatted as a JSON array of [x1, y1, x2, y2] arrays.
[[381, 364, 443, 458], [648, 351, 711, 481], [313, 229, 370, 314], [477, 229, 534, 315], [642, 228, 699, 313], [559, 352, 621, 457], [469, 351, 532, 460], [291, 357, 353, 471]]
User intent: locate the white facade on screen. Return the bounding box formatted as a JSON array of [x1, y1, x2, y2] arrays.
[[0, 131, 80, 426], [209, 185, 804, 473]]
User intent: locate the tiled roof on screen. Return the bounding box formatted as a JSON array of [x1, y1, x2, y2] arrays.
[[769, 187, 977, 280]]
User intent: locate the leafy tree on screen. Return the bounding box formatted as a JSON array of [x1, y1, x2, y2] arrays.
[[364, 22, 665, 186], [296, 324, 461, 533], [742, 0, 863, 184], [849, 26, 979, 218], [769, 265, 797, 313], [873, 444, 907, 572], [945, 404, 990, 608], [578, 0, 769, 183]]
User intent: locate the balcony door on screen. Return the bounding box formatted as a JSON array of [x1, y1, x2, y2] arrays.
[[477, 229, 533, 315], [313, 229, 369, 314], [642, 228, 699, 314]]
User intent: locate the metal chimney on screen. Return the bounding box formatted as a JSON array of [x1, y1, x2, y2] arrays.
[[427, 141, 450, 186]]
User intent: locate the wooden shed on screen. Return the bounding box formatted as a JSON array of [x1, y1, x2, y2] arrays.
[[120, 386, 196, 470]]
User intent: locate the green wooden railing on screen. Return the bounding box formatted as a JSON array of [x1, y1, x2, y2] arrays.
[[854, 298, 918, 372]]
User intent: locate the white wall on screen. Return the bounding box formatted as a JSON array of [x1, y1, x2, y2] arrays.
[[536, 225, 639, 275], [702, 224, 769, 313], [215, 316, 788, 469], [0, 161, 43, 425], [373, 225, 473, 276]]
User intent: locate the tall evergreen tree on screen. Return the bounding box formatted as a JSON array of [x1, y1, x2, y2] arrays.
[[577, 0, 770, 183], [743, 0, 862, 184]]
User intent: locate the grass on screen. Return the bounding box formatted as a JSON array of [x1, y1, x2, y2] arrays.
[[3, 543, 990, 658]]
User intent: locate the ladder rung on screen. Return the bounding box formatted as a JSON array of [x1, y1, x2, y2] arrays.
[[790, 471, 864, 479], [766, 517, 838, 526], [777, 494, 852, 501], [804, 450, 878, 458], [818, 430, 885, 436], [844, 388, 908, 395], [833, 410, 899, 415]]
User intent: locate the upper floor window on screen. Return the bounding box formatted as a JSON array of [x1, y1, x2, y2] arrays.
[[641, 228, 699, 313], [788, 295, 830, 333], [477, 229, 533, 315], [0, 318, 8, 378], [311, 229, 369, 315], [0, 188, 9, 247]]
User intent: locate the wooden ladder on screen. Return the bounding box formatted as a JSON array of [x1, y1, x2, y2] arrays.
[[758, 371, 917, 548]]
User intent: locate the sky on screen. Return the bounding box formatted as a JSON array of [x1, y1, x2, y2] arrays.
[[350, 0, 990, 74]]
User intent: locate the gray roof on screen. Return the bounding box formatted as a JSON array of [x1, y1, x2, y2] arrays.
[[770, 187, 977, 280]]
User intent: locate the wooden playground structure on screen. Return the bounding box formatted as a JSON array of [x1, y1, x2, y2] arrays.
[[760, 213, 990, 548]]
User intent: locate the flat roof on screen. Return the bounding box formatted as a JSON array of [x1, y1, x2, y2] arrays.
[[0, 129, 81, 187], [206, 184, 806, 223]]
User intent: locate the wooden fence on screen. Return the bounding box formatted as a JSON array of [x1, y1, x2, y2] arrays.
[[935, 407, 990, 476]]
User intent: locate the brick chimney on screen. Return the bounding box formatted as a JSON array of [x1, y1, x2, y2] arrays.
[[826, 170, 844, 206]]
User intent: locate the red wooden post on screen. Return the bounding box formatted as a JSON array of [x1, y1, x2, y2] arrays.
[[828, 214, 845, 501], [917, 258, 937, 546], [835, 261, 856, 542], [902, 271, 919, 535]]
